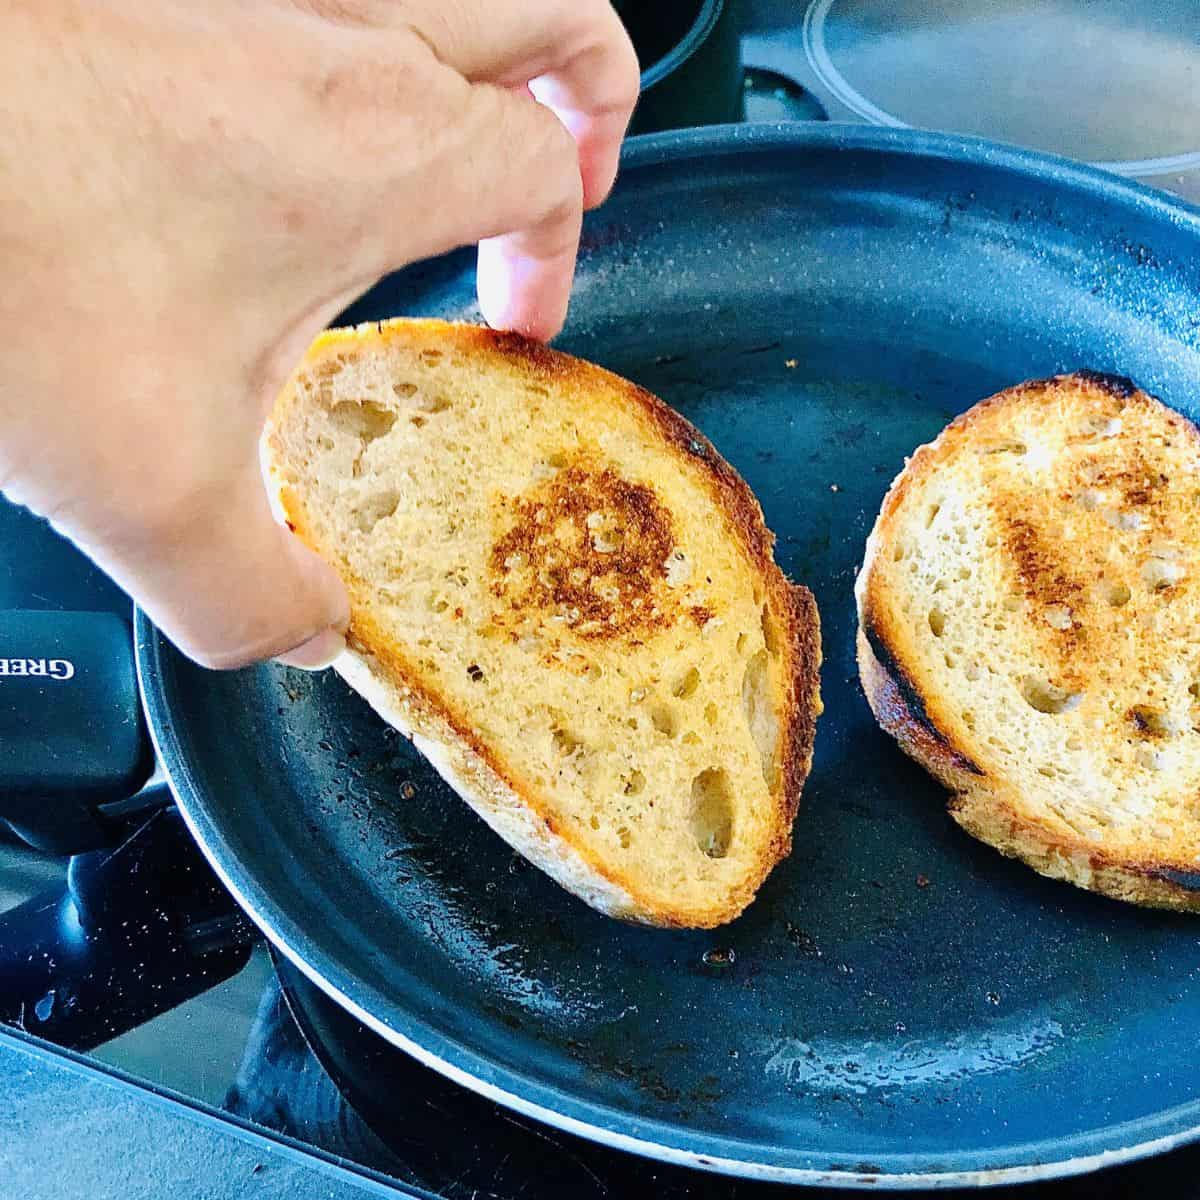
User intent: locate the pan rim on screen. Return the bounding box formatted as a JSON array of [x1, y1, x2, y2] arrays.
[[136, 123, 1200, 1186]]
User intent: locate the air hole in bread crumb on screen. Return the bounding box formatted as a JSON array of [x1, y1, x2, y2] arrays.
[[963, 711, 976, 730], [617, 826, 632, 849], [624, 770, 646, 796], [928, 608, 946, 637], [705, 702, 718, 725], [589, 814, 600, 830], [673, 667, 701, 699], [893, 544, 907, 562], [1100, 506, 1144, 533], [410, 415, 426, 428], [650, 704, 679, 738], [392, 382, 418, 398], [1129, 706, 1180, 738], [1020, 677, 1082, 715], [423, 394, 451, 414], [551, 727, 583, 756], [331, 399, 396, 444], [925, 503, 941, 528], [761, 605, 780, 655], [1083, 415, 1122, 438], [1066, 735, 1083, 751], [1037, 765, 1055, 778], [1142, 557, 1183, 591], [742, 651, 779, 789], [1103, 580, 1132, 607], [525, 384, 551, 398], [1136, 745, 1165, 771], [689, 769, 733, 859], [736, 632, 749, 655], [352, 490, 400, 532], [982, 441, 1027, 455], [1044, 604, 1072, 630], [546, 450, 569, 469], [1002, 596, 1022, 613], [419, 349, 443, 363]]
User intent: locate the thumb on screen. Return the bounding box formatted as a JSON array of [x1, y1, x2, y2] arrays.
[[78, 460, 349, 671]]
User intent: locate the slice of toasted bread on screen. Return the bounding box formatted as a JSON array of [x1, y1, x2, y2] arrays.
[[264, 318, 821, 928], [857, 370, 1200, 911]]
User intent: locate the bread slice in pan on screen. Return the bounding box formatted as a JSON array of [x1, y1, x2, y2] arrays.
[[857, 370, 1200, 910], [264, 318, 822, 928]]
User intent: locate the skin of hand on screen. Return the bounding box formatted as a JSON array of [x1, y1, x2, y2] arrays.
[[0, 0, 638, 669]]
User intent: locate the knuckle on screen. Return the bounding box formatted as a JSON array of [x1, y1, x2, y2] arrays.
[[587, 3, 641, 110], [618, 43, 642, 107], [534, 147, 583, 228], [609, 29, 642, 107], [532, 108, 580, 173]]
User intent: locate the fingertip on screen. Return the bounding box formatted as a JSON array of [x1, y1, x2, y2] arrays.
[[274, 626, 347, 671], [280, 521, 351, 629], [579, 146, 622, 211], [476, 236, 572, 342]]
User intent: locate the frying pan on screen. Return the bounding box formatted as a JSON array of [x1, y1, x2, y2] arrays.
[[136, 125, 1200, 1187]]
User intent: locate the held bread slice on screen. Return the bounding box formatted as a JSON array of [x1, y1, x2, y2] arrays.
[[264, 318, 821, 928], [857, 370, 1200, 911]]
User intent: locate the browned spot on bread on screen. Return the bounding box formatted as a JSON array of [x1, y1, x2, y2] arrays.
[[1074, 369, 1139, 399], [489, 460, 680, 641], [1000, 517, 1082, 610]]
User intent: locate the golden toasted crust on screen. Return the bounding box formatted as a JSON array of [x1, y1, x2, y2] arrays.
[[857, 371, 1200, 912], [269, 319, 822, 928]]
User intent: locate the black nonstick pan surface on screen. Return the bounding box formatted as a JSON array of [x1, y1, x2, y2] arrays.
[[138, 125, 1200, 1187]]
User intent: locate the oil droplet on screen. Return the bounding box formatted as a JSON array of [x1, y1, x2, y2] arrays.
[[701, 948, 736, 974]]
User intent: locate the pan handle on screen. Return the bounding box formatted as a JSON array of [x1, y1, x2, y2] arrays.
[[0, 609, 158, 854], [0, 802, 255, 1050]]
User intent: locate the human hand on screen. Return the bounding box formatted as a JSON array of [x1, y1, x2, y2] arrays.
[[0, 0, 638, 668]]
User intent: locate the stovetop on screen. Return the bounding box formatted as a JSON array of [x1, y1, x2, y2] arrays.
[[6, 5, 1200, 1197]]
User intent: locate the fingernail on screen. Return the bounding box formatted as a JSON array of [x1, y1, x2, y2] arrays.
[[274, 627, 346, 671]]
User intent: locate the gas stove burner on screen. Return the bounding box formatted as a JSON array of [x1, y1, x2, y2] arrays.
[[802, 0, 1200, 180]]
